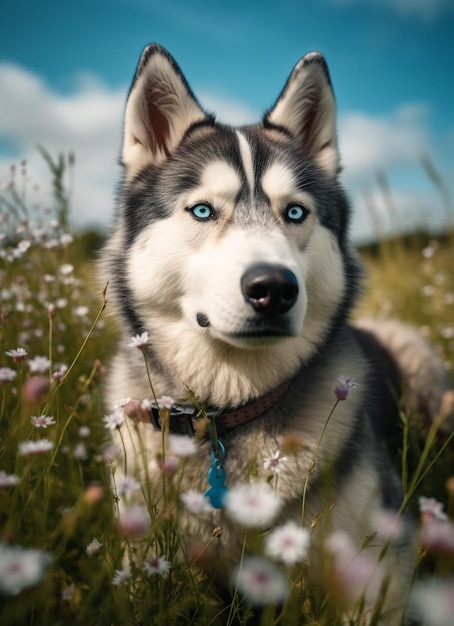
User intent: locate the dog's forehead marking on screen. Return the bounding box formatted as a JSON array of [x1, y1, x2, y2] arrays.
[[236, 131, 255, 194], [201, 161, 241, 202], [261, 162, 296, 202]]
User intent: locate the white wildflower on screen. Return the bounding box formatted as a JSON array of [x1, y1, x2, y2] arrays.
[[264, 521, 310, 566], [85, 538, 102, 557], [128, 331, 150, 349], [19, 439, 54, 456], [233, 557, 289, 606], [180, 491, 214, 514], [224, 483, 282, 528], [0, 542, 51, 595]]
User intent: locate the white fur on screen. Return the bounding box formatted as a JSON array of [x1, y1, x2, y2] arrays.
[[236, 130, 255, 193], [261, 162, 316, 218], [200, 161, 242, 206], [124, 208, 345, 408]]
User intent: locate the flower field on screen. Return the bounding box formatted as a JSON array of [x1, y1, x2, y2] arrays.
[[0, 154, 453, 625]]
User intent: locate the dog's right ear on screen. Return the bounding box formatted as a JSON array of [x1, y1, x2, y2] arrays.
[[122, 44, 211, 174]]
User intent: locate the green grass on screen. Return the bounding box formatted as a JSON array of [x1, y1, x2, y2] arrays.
[[0, 153, 453, 625]]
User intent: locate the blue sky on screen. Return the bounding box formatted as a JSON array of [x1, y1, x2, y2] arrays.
[[1, 0, 453, 242]]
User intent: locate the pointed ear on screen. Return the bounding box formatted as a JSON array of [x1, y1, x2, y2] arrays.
[[264, 52, 339, 177], [122, 44, 211, 174]]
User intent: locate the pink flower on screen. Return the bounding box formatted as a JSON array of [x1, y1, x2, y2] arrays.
[[79, 426, 91, 438], [418, 496, 448, 522], [103, 411, 124, 430], [0, 471, 20, 488], [156, 395, 175, 409], [0, 367, 16, 383], [112, 567, 131, 586], [5, 347, 27, 363], [128, 332, 150, 349], [124, 400, 147, 421], [27, 356, 51, 374], [52, 365, 68, 382], [83, 485, 105, 505], [264, 521, 310, 566], [143, 554, 172, 578], [73, 442, 88, 461], [21, 376, 50, 403], [420, 520, 454, 554], [31, 415, 56, 428], [263, 450, 288, 474], [18, 439, 54, 456], [225, 484, 282, 528], [0, 542, 51, 595], [370, 509, 404, 542], [233, 557, 289, 606], [62, 583, 75, 600], [410, 579, 454, 626], [325, 531, 385, 608], [117, 505, 151, 539], [168, 434, 198, 458], [59, 263, 74, 275], [116, 475, 141, 497], [85, 538, 102, 557], [335, 375, 359, 401], [180, 491, 214, 514]]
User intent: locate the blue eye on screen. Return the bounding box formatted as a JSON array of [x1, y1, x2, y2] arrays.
[[284, 204, 309, 223], [189, 203, 213, 220]]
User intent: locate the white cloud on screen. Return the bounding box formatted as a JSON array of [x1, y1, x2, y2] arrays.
[[198, 91, 259, 125], [350, 187, 447, 244], [0, 64, 443, 242], [326, 0, 453, 21], [337, 104, 450, 241], [338, 104, 430, 181], [0, 63, 125, 230], [0, 64, 260, 231]]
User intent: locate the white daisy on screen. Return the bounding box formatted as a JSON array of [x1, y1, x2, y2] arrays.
[[233, 557, 289, 606], [180, 491, 214, 514], [18, 439, 54, 456], [264, 521, 310, 566], [224, 483, 282, 528], [168, 434, 198, 458], [143, 554, 172, 578], [85, 538, 102, 557], [128, 331, 150, 349], [0, 542, 51, 595], [103, 412, 124, 430]]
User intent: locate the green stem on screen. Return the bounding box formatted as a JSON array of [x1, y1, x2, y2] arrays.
[[301, 400, 339, 526], [226, 529, 248, 626]]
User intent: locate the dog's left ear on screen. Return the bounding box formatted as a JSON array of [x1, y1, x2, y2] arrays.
[[264, 52, 339, 177], [122, 44, 211, 174]]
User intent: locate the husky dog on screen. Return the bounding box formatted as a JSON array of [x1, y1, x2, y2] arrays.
[[101, 44, 452, 622]]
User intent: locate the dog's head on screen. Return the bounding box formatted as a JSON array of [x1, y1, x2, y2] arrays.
[[111, 45, 359, 360]]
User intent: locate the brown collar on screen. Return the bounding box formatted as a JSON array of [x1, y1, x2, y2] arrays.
[[146, 379, 292, 437]]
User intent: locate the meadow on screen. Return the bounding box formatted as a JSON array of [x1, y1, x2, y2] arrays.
[[0, 153, 453, 625]]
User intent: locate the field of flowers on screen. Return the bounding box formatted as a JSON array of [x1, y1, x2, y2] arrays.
[[0, 154, 453, 625]]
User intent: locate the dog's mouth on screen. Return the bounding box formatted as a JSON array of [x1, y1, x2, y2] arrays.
[[196, 312, 297, 344]]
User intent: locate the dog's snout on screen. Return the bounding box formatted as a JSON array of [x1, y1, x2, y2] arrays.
[[241, 264, 299, 315]]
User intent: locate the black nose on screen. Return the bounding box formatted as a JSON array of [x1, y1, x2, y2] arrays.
[[241, 264, 299, 315]]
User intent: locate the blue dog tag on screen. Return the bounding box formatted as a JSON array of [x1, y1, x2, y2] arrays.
[[204, 451, 228, 509]]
